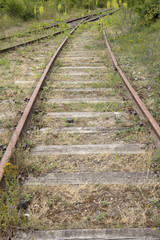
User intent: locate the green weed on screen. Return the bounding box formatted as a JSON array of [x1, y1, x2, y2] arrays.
[[0, 163, 24, 236], [0, 59, 10, 66], [97, 212, 106, 221]]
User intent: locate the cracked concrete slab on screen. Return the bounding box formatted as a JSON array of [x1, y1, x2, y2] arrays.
[[52, 88, 113, 92], [59, 66, 106, 69], [47, 112, 127, 118], [39, 126, 129, 133], [53, 72, 96, 76], [62, 56, 100, 60], [13, 228, 160, 240], [62, 50, 97, 54], [32, 144, 146, 155], [15, 80, 35, 84], [25, 171, 159, 185], [49, 80, 108, 84], [47, 97, 119, 104]]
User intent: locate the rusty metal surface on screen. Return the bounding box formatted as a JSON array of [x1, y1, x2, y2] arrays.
[[0, 11, 106, 53], [0, 28, 71, 54], [0, 10, 117, 54], [87, 9, 120, 23], [0, 18, 86, 182], [103, 29, 160, 144], [0, 9, 109, 42]]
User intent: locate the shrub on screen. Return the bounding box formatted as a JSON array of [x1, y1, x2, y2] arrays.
[[126, 0, 160, 23], [0, 0, 34, 20]]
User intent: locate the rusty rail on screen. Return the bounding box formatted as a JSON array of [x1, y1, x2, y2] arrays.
[[0, 11, 108, 54], [0, 28, 72, 54], [0, 11, 121, 182], [0, 9, 110, 42], [0, 18, 87, 182], [0, 9, 116, 54], [87, 9, 120, 23], [103, 29, 160, 146]]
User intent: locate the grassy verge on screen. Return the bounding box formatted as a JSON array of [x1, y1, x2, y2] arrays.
[[0, 7, 96, 38], [96, 9, 160, 122]]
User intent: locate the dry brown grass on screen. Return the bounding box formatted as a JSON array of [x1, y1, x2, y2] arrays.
[[22, 184, 160, 230], [0, 32, 67, 147], [26, 125, 151, 146], [20, 151, 153, 176], [5, 26, 159, 234]]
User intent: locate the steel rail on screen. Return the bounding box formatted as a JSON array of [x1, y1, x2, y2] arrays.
[[103, 29, 160, 146], [0, 9, 116, 54], [0, 9, 110, 42], [0, 27, 72, 54], [45, 8, 111, 29], [0, 10, 110, 54], [87, 9, 120, 23], [0, 17, 87, 182]]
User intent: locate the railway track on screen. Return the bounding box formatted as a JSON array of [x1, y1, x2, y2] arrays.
[[0, 10, 160, 240], [0, 9, 115, 54], [0, 9, 110, 42]]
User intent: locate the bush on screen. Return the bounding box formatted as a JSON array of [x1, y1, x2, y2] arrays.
[[126, 0, 160, 23], [142, 0, 160, 23], [0, 0, 34, 20]]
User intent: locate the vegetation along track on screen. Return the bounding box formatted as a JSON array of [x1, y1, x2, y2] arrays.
[[0, 10, 160, 240], [0, 8, 114, 54], [0, 8, 110, 42]]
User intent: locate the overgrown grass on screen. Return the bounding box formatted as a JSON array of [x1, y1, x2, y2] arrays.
[[0, 163, 24, 236], [93, 9, 160, 122]]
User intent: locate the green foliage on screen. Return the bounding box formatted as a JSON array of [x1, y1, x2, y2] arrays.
[[0, 0, 112, 20], [126, 0, 160, 23], [0, 163, 21, 235], [151, 150, 160, 171], [0, 0, 34, 20], [0, 58, 10, 66]]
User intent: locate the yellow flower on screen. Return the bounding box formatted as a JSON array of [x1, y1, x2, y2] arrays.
[[107, 1, 111, 9], [123, 3, 127, 8], [154, 227, 156, 230], [112, 0, 119, 10], [39, 5, 44, 16], [58, 3, 62, 11], [130, 40, 133, 43], [34, 6, 37, 15], [4, 163, 18, 176], [145, 204, 149, 208], [5, 163, 12, 167]]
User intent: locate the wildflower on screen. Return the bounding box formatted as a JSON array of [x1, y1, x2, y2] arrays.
[[4, 163, 18, 176], [39, 5, 44, 16], [154, 227, 156, 230], [5, 163, 12, 167], [117, 47, 121, 52], [112, 0, 119, 10], [58, 3, 62, 11], [123, 3, 127, 8], [34, 5, 37, 16], [139, 39, 142, 44], [145, 204, 149, 208], [130, 40, 133, 43], [107, 1, 110, 9]]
